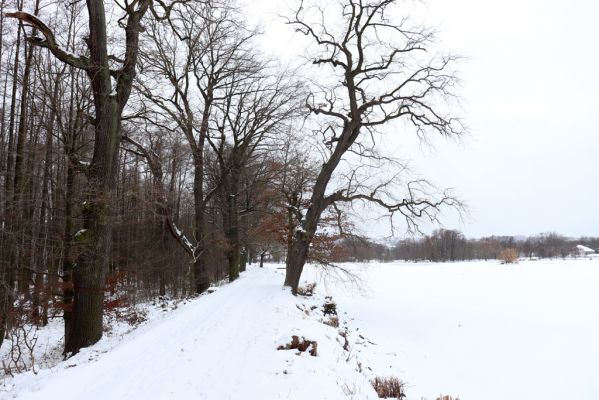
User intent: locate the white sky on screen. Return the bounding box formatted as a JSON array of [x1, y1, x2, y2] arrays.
[[244, 0, 599, 239]]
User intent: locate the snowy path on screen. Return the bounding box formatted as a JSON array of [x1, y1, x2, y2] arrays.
[[4, 267, 374, 400]]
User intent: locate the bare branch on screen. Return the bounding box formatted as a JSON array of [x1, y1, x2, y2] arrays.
[[5, 11, 89, 69]]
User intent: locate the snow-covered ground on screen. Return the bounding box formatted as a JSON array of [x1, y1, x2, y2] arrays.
[[2, 259, 598, 399], [300, 258, 599, 400], [1, 267, 377, 399]]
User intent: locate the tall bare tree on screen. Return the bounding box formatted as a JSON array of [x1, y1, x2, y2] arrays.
[[283, 0, 464, 293], [210, 69, 302, 281], [137, 0, 260, 291]]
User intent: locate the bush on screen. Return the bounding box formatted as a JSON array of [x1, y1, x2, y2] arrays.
[[371, 376, 405, 399], [323, 296, 337, 316], [323, 316, 339, 328], [277, 335, 318, 356], [297, 282, 316, 296], [499, 248, 519, 264]]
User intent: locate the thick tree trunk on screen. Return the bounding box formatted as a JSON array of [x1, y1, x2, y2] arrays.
[[66, 94, 119, 353], [283, 124, 358, 293], [284, 233, 311, 294], [6, 0, 148, 355], [65, 0, 120, 354]]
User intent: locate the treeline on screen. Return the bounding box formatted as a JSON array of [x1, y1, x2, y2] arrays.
[[335, 230, 599, 262], [0, 0, 331, 354]]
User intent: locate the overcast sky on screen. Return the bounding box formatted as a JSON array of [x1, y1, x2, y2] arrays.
[[244, 0, 599, 239]]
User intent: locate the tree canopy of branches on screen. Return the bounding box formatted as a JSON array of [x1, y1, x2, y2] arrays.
[[282, 0, 464, 293]]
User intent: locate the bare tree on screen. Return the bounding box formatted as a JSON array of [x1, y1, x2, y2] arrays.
[[283, 0, 464, 293], [136, 0, 260, 292], [209, 68, 302, 281]]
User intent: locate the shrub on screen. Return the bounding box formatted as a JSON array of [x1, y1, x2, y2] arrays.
[[297, 282, 316, 296], [371, 376, 405, 399], [277, 335, 318, 356], [499, 248, 519, 264], [323, 296, 337, 316], [323, 316, 339, 328]]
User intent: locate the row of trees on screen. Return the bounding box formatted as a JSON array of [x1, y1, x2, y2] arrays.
[[0, 0, 462, 355], [334, 230, 599, 262]]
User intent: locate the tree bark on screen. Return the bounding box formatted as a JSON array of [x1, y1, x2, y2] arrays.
[[225, 165, 241, 281], [192, 148, 210, 294], [284, 125, 357, 293]]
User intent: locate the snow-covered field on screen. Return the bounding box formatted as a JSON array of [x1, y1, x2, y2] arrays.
[[301, 258, 599, 400], [2, 259, 598, 399]]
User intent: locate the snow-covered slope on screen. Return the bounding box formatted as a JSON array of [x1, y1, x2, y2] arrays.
[[1, 267, 377, 400]]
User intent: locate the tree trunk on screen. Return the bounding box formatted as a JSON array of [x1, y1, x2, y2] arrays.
[[283, 125, 357, 293], [259, 251, 266, 268], [239, 249, 247, 272], [284, 233, 311, 294], [62, 158, 75, 350], [191, 91, 213, 294], [192, 150, 210, 294], [0, 17, 23, 349], [6, 0, 149, 355], [226, 170, 241, 281], [5, 20, 21, 202], [62, 67, 79, 352], [65, 0, 121, 354]]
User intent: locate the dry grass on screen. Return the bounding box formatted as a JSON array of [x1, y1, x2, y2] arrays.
[[499, 248, 519, 264], [277, 335, 318, 356], [296, 282, 316, 296], [323, 316, 339, 328], [371, 376, 405, 399]]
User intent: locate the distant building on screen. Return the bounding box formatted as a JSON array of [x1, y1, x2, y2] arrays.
[[573, 244, 596, 257]]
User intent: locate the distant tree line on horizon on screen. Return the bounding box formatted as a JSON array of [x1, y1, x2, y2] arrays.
[[333, 230, 599, 262]]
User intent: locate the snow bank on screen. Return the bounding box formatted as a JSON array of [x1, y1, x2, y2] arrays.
[[1, 267, 379, 399]]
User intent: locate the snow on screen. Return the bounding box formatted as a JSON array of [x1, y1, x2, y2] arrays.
[[576, 244, 595, 253], [171, 222, 195, 253], [73, 229, 87, 239], [299, 259, 599, 400], [1, 268, 377, 399], [3, 259, 599, 399]]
